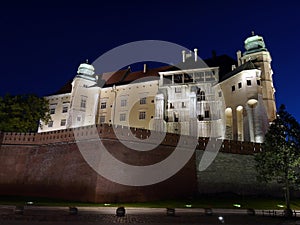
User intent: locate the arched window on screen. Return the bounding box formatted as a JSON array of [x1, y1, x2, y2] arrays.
[[196, 88, 205, 101], [200, 91, 205, 101]]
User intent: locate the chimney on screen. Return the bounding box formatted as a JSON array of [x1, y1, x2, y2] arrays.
[[212, 50, 217, 59], [143, 64, 147, 73], [194, 48, 198, 62], [236, 50, 242, 66], [182, 50, 186, 63]]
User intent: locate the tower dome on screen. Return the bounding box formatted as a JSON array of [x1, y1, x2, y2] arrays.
[[243, 32, 267, 55], [77, 60, 95, 76], [76, 60, 96, 82]]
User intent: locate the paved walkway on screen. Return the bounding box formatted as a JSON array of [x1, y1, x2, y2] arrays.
[[0, 205, 299, 224]]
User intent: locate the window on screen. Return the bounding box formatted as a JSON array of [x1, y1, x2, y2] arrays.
[[205, 110, 210, 118], [140, 97, 146, 104], [232, 85, 235, 92], [80, 96, 87, 108], [60, 119, 66, 126], [50, 108, 55, 114], [62, 106, 68, 113], [257, 80, 261, 86], [170, 103, 174, 109], [174, 113, 179, 122], [238, 82, 242, 89], [77, 116, 81, 122], [49, 103, 57, 114], [120, 113, 126, 121], [247, 80, 252, 86], [198, 115, 203, 121], [200, 91, 205, 101], [99, 116, 105, 123], [48, 121, 53, 127], [121, 99, 127, 107], [100, 102, 107, 109], [182, 102, 186, 108], [139, 111, 146, 120], [175, 87, 181, 93], [190, 86, 197, 92], [218, 91, 222, 97]]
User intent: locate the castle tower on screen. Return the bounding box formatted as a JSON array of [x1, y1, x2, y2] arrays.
[[67, 61, 99, 128], [241, 32, 276, 122]]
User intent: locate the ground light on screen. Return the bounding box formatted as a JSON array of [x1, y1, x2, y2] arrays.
[[218, 216, 225, 223], [233, 203, 241, 208], [277, 204, 284, 208], [185, 204, 192, 208]]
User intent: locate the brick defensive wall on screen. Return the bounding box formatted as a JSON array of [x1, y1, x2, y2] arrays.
[[0, 124, 264, 203]]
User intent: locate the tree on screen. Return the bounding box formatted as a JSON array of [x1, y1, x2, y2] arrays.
[[0, 94, 51, 133], [255, 104, 300, 215]]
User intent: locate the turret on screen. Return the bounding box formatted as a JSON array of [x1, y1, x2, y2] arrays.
[[241, 32, 276, 123], [67, 60, 99, 128]]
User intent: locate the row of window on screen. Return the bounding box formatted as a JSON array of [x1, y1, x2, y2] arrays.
[[48, 119, 66, 128], [168, 102, 187, 109], [100, 97, 148, 109], [50, 106, 69, 115], [166, 110, 210, 122], [99, 111, 147, 123], [231, 79, 261, 92], [175, 87, 207, 96], [50, 97, 150, 114]]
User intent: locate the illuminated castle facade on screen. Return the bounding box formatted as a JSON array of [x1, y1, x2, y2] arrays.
[[38, 34, 276, 143]]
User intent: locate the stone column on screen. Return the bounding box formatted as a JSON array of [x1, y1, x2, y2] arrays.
[[189, 92, 198, 137], [246, 104, 255, 142], [253, 103, 264, 143], [232, 108, 238, 141], [155, 93, 164, 119], [153, 93, 166, 132]]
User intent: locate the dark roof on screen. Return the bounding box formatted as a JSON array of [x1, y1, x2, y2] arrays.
[[98, 65, 173, 87], [219, 61, 256, 82], [52, 65, 173, 95], [53, 54, 256, 95], [53, 79, 72, 95], [204, 54, 237, 80], [174, 54, 238, 80]]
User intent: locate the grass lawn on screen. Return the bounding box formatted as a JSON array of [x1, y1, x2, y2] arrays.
[[0, 194, 299, 210]]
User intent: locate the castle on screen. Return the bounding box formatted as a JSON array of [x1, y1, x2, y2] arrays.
[[38, 33, 276, 144], [0, 33, 282, 202]]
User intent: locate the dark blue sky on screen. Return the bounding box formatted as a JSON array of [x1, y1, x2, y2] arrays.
[[1, 1, 299, 121]]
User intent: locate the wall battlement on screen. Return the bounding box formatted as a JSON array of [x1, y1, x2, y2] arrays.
[[0, 124, 262, 155]]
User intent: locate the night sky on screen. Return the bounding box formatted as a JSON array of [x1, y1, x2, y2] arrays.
[[0, 1, 299, 122]]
